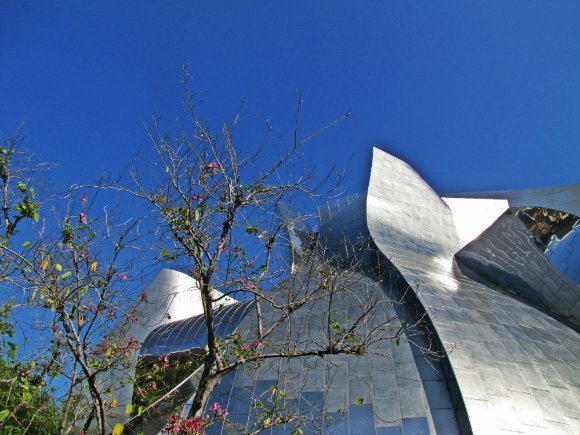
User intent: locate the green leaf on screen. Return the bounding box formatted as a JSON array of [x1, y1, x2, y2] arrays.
[[137, 406, 143, 416], [0, 409, 9, 422], [263, 417, 271, 426], [125, 403, 134, 415], [355, 397, 364, 406], [55, 264, 63, 272], [395, 337, 400, 346], [22, 241, 31, 247], [194, 209, 200, 222], [61, 271, 72, 279], [8, 342, 17, 359]]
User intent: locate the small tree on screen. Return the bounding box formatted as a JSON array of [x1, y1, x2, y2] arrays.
[[0, 134, 60, 434], [116, 70, 436, 434], [0, 135, 146, 434], [1, 74, 439, 434]]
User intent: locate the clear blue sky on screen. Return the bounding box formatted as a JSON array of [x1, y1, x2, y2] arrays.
[[2, 1, 579, 196]]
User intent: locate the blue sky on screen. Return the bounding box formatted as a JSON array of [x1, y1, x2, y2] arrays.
[[1, 1, 579, 198]]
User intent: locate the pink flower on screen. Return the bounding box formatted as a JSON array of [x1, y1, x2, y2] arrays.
[[78, 252, 90, 261], [50, 324, 62, 336], [205, 162, 221, 171], [117, 273, 128, 281], [148, 381, 158, 390], [128, 336, 139, 351], [250, 340, 265, 350], [163, 414, 207, 434], [234, 246, 242, 255], [210, 402, 228, 418], [191, 193, 203, 201], [159, 353, 170, 369], [81, 193, 87, 207], [79, 213, 87, 225]]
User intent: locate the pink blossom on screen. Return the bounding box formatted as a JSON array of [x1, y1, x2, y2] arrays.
[[205, 162, 221, 171], [210, 401, 228, 418], [250, 340, 265, 350], [159, 353, 170, 369], [77, 252, 90, 261], [117, 273, 128, 281], [50, 324, 62, 336], [148, 381, 158, 390], [79, 213, 87, 225], [163, 414, 207, 434], [191, 193, 203, 201], [234, 246, 242, 255], [128, 336, 139, 351], [81, 193, 87, 207]]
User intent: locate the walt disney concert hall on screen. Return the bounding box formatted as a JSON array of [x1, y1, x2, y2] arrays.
[[120, 148, 580, 435]]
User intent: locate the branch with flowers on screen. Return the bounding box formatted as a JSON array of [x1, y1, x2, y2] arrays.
[[0, 186, 145, 435]]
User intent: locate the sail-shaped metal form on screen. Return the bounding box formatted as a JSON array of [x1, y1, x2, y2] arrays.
[[127, 148, 580, 435]]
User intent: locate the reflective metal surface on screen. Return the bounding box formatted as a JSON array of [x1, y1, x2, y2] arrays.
[[202, 264, 458, 435], [128, 149, 580, 435], [140, 300, 255, 356], [367, 148, 580, 435], [109, 269, 236, 425]]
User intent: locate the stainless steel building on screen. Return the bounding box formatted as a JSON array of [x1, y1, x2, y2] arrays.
[[128, 148, 580, 435]]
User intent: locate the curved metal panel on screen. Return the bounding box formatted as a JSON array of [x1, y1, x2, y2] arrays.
[[455, 211, 580, 331], [140, 300, 255, 356], [367, 147, 580, 435], [202, 266, 460, 435]]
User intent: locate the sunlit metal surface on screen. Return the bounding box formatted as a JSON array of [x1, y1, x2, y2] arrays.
[[127, 149, 580, 435], [367, 148, 580, 435], [201, 264, 458, 435], [109, 269, 236, 426], [140, 300, 255, 356], [455, 211, 580, 331]]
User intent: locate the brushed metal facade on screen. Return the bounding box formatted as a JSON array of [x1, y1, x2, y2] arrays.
[[130, 148, 580, 435], [367, 148, 580, 435]]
